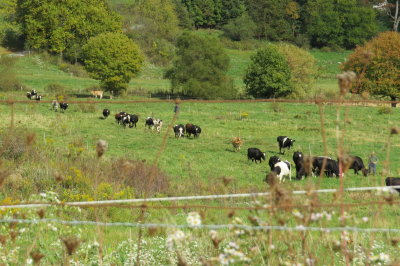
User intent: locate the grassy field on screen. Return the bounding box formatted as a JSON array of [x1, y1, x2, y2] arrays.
[[2, 45, 400, 264]]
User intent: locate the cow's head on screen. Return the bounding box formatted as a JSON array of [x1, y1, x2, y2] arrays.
[[262, 152, 266, 161], [293, 151, 303, 163], [362, 168, 368, 177]]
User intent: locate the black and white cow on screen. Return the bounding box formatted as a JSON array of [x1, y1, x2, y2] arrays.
[[247, 148, 266, 163], [186, 123, 201, 138], [145, 117, 163, 132], [103, 109, 110, 119], [272, 160, 291, 182], [115, 112, 127, 124], [145, 117, 154, 129], [277, 136, 295, 154], [173, 124, 185, 138], [128, 114, 139, 128], [26, 89, 38, 100], [59, 102, 69, 112], [385, 177, 400, 193], [293, 151, 308, 180], [35, 95, 42, 101], [121, 114, 131, 128], [268, 156, 281, 170]]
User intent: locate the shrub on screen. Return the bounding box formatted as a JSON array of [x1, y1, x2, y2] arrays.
[[244, 44, 293, 98], [45, 83, 66, 98], [276, 43, 318, 99], [377, 106, 393, 115], [0, 56, 21, 91], [112, 158, 169, 197], [222, 12, 257, 41]]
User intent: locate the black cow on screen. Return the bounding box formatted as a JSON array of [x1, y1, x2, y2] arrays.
[[247, 148, 266, 163], [59, 102, 68, 112], [121, 114, 131, 128], [385, 177, 400, 193], [313, 157, 339, 177], [103, 109, 110, 118], [347, 156, 368, 177], [173, 124, 185, 138], [26, 92, 32, 99], [277, 136, 295, 154], [293, 151, 311, 180], [128, 114, 139, 128], [186, 124, 201, 138], [268, 156, 281, 170]]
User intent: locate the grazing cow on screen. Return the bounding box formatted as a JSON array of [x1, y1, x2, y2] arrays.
[[343, 156, 368, 177], [385, 177, 400, 193], [59, 102, 68, 112], [247, 148, 266, 163], [313, 157, 339, 177], [145, 117, 163, 132], [26, 92, 32, 99], [268, 156, 281, 170], [277, 136, 295, 154], [91, 90, 103, 99], [186, 124, 201, 138], [35, 95, 42, 101], [231, 137, 243, 151], [128, 114, 139, 128], [103, 109, 110, 119], [173, 124, 185, 138], [115, 112, 128, 125], [145, 117, 154, 129], [272, 161, 291, 182]]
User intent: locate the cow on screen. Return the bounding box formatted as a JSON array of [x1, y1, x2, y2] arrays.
[[52, 100, 59, 111], [26, 92, 32, 99], [272, 161, 291, 182], [103, 109, 110, 119], [247, 148, 266, 163], [340, 155, 368, 176], [385, 177, 400, 193], [292, 151, 314, 180], [313, 157, 339, 177], [26, 90, 38, 100], [121, 114, 131, 128], [173, 124, 185, 138], [59, 102, 69, 112], [145, 117, 163, 132], [91, 90, 103, 99], [268, 156, 281, 170], [115, 112, 128, 125], [277, 136, 295, 154], [35, 95, 42, 101], [128, 114, 139, 128], [186, 124, 201, 138]]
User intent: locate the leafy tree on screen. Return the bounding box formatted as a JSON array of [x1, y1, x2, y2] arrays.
[[222, 12, 257, 41], [244, 44, 293, 98], [276, 43, 317, 98], [182, 0, 245, 28], [246, 0, 297, 41], [341, 31, 400, 106], [0, 0, 23, 48], [305, 0, 378, 48], [16, 0, 121, 59], [165, 31, 235, 99], [82, 32, 144, 94], [126, 0, 180, 66]]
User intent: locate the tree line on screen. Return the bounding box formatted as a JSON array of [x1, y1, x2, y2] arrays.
[[0, 0, 398, 101]]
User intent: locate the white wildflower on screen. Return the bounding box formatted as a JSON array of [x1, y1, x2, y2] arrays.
[[306, 258, 316, 266], [362, 217, 369, 222], [209, 230, 218, 239], [269, 244, 276, 250], [292, 209, 304, 219], [228, 242, 239, 250], [187, 212, 201, 226], [219, 254, 229, 265], [26, 258, 33, 265]]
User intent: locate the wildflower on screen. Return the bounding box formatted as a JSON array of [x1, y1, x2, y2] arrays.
[[209, 230, 218, 239], [306, 258, 316, 266], [234, 229, 245, 236], [362, 217, 369, 222], [310, 213, 323, 221], [292, 209, 304, 219], [174, 230, 185, 240], [228, 242, 239, 250], [219, 254, 229, 265], [187, 212, 201, 226], [269, 244, 276, 250], [26, 258, 33, 265]]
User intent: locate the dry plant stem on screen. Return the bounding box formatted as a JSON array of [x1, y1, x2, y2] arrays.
[[135, 208, 146, 266]]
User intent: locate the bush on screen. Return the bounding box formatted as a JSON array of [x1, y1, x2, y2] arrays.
[[222, 12, 257, 41], [377, 106, 393, 115], [276, 43, 318, 99], [244, 44, 293, 98], [112, 158, 169, 197], [0, 56, 21, 91], [58, 62, 88, 78], [45, 83, 67, 98]]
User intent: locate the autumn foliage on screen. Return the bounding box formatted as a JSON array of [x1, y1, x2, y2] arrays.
[[342, 31, 400, 103]]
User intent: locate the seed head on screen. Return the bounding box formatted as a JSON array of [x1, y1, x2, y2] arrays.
[[96, 140, 108, 158], [61, 236, 81, 256]]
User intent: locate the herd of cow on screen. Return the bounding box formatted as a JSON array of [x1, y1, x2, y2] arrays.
[[26, 89, 42, 101], [102, 108, 202, 138], [248, 136, 400, 191]]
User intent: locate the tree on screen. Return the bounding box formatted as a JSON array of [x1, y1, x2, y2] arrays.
[[165, 31, 235, 99], [82, 32, 144, 94], [341, 31, 400, 106], [305, 0, 378, 49], [222, 12, 257, 41], [125, 0, 180, 66], [375, 0, 400, 31], [16, 0, 121, 60], [276, 43, 317, 98], [244, 45, 293, 98]]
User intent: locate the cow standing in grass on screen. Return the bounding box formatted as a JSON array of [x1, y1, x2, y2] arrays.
[[103, 109, 110, 119], [247, 148, 266, 163], [173, 124, 185, 138], [277, 136, 295, 154]]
